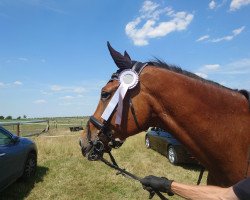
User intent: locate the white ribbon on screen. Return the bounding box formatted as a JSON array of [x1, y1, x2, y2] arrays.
[[115, 82, 129, 124], [101, 83, 122, 121]]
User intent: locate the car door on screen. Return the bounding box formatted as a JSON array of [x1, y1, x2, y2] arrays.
[[154, 130, 169, 155], [150, 128, 164, 152], [159, 131, 174, 155], [0, 128, 24, 190], [147, 128, 159, 149]]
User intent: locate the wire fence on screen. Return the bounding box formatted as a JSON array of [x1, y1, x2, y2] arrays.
[[0, 117, 89, 137], [0, 120, 49, 137]]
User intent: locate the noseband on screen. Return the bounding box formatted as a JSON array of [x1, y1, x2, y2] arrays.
[[85, 62, 147, 160]]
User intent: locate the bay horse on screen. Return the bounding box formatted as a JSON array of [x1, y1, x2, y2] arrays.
[[79, 42, 250, 187]]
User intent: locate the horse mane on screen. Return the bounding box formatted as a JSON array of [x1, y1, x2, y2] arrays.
[[148, 59, 235, 92]]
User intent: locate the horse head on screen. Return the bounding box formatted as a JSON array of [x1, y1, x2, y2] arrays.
[[79, 42, 153, 161]]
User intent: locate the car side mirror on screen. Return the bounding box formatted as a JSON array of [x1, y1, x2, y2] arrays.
[[11, 136, 20, 144]]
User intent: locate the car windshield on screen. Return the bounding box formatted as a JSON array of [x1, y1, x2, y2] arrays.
[[0, 128, 12, 145]]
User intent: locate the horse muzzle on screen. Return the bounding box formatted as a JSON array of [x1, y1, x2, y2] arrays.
[[79, 138, 104, 161]]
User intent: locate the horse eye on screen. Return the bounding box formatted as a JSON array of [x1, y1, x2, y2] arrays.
[[101, 91, 111, 100]]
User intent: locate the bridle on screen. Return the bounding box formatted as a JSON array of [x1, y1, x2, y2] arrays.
[[84, 62, 147, 161]]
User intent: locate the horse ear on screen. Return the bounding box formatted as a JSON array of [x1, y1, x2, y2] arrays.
[[124, 51, 131, 61], [107, 41, 132, 69]]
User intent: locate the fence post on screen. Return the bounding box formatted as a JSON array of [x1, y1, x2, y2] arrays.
[[17, 123, 20, 136], [46, 120, 50, 131]]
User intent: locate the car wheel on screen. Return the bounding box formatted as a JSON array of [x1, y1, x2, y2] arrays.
[[22, 153, 37, 180], [145, 136, 150, 148], [167, 146, 178, 165]]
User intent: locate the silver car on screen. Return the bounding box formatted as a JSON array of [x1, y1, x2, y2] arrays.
[[0, 126, 37, 191]]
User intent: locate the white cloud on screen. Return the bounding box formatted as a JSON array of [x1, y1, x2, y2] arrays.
[[0, 82, 5, 87], [0, 81, 23, 88], [41, 90, 50, 95], [209, 0, 217, 9], [51, 85, 63, 91], [140, 0, 159, 14], [232, 26, 245, 35], [219, 58, 250, 89], [203, 64, 220, 71], [13, 81, 23, 85], [59, 102, 72, 106], [60, 95, 74, 100], [33, 99, 47, 104], [211, 26, 245, 42], [221, 58, 250, 74], [18, 57, 28, 62], [196, 35, 210, 42], [73, 87, 86, 94], [195, 64, 220, 78], [208, 0, 228, 10], [4, 57, 29, 63], [50, 85, 86, 94], [230, 0, 250, 11], [195, 72, 208, 79], [125, 1, 194, 46], [197, 59, 250, 76]]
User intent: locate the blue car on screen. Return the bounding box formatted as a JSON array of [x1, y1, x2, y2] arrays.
[[145, 127, 197, 165], [0, 126, 37, 191]]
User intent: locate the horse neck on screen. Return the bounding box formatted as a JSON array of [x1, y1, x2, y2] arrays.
[[140, 66, 249, 165]]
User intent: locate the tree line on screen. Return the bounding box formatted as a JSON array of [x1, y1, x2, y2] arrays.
[[0, 115, 27, 120]]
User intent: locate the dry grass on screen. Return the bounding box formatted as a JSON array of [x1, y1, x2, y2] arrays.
[[0, 127, 207, 200]]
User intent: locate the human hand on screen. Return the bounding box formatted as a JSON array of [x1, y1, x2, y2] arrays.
[[140, 175, 173, 194]]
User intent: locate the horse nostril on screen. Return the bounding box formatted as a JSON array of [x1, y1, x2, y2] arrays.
[[79, 138, 83, 147]]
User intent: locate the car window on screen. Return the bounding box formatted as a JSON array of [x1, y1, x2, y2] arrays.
[[159, 131, 171, 137], [0, 129, 12, 145]]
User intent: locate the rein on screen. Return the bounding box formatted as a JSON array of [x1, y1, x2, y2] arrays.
[[100, 151, 170, 200], [86, 116, 169, 199], [245, 147, 250, 178]]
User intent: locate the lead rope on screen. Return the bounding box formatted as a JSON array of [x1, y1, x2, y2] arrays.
[[196, 166, 205, 185], [245, 147, 250, 178], [100, 152, 169, 200]]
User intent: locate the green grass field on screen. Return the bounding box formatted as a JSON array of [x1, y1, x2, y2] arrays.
[[0, 119, 207, 200]]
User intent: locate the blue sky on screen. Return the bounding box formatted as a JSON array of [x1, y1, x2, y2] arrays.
[[0, 0, 250, 118]]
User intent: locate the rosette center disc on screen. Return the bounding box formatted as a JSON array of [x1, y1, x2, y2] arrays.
[[119, 70, 139, 89]]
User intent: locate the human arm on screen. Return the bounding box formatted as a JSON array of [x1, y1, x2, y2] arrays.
[[171, 181, 238, 200], [140, 175, 239, 200]]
